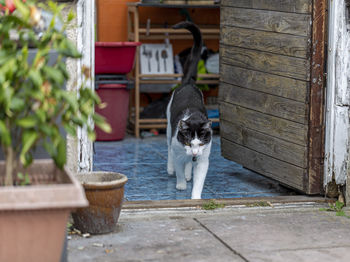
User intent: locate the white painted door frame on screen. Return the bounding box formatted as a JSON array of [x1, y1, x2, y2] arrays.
[[77, 0, 95, 172], [324, 0, 350, 187]]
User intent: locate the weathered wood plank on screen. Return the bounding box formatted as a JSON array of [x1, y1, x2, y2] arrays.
[[306, 0, 327, 194], [219, 83, 308, 124], [221, 26, 309, 58], [221, 0, 312, 13], [220, 63, 308, 102], [220, 45, 310, 81], [221, 6, 311, 36], [220, 120, 307, 168], [219, 102, 308, 145], [221, 138, 305, 191]]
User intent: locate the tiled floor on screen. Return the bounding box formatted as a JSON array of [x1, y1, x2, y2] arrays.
[[93, 135, 295, 201]]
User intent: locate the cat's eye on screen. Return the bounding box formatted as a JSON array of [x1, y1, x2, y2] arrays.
[[185, 142, 191, 146], [199, 143, 204, 146]]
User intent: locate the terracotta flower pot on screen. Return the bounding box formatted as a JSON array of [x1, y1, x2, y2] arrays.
[[0, 160, 88, 262], [72, 172, 128, 234]]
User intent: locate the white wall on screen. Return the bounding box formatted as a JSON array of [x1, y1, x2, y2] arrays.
[[64, 2, 79, 174]]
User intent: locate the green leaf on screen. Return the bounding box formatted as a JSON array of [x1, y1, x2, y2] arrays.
[[60, 91, 78, 111], [202, 200, 225, 210], [16, 116, 37, 128], [87, 130, 96, 141], [13, 0, 30, 19], [96, 122, 111, 134], [20, 131, 38, 165], [57, 61, 69, 79], [93, 113, 111, 133], [336, 211, 346, 217], [43, 141, 56, 158], [10, 97, 25, 111], [71, 116, 84, 127], [335, 201, 344, 211], [35, 109, 46, 123], [17, 172, 31, 186], [67, 10, 75, 23], [55, 138, 66, 169], [21, 152, 33, 168], [29, 70, 43, 87], [42, 66, 64, 85], [63, 123, 76, 137], [39, 125, 53, 136], [17, 172, 24, 180], [23, 172, 31, 185], [58, 39, 82, 58]]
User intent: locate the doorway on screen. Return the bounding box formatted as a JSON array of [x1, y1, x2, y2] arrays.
[[83, 0, 327, 201]]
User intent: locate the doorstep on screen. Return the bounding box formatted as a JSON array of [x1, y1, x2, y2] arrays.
[[123, 195, 331, 209]]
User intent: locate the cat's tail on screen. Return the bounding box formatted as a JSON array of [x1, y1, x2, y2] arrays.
[[172, 21, 202, 86]]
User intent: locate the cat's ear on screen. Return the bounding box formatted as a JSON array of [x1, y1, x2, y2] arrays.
[[179, 120, 189, 130], [202, 120, 212, 130]]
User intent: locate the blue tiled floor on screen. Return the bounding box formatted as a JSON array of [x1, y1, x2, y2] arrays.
[[93, 135, 295, 201]]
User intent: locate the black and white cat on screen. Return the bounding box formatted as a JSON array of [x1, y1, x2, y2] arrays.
[[166, 21, 212, 199]]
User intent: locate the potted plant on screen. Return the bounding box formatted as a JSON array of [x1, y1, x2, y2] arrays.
[[0, 0, 111, 261]]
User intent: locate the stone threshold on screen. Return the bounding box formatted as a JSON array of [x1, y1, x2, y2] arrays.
[[123, 195, 332, 210]]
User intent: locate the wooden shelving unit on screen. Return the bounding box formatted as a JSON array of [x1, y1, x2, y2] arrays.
[[127, 2, 220, 137]]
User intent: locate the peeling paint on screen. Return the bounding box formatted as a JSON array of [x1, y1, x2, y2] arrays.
[[77, 0, 95, 172], [324, 0, 350, 189]]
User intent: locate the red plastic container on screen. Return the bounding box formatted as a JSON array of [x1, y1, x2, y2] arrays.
[[95, 84, 129, 141], [95, 42, 141, 74]]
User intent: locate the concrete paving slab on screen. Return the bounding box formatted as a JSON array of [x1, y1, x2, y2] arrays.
[[67, 202, 350, 262], [196, 205, 350, 261], [68, 214, 245, 262], [245, 247, 350, 262]]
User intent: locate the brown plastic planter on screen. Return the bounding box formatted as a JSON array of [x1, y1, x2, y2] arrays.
[[72, 172, 128, 234], [0, 159, 88, 262]]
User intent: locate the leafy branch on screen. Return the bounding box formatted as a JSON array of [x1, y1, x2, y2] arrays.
[[0, 0, 111, 186]]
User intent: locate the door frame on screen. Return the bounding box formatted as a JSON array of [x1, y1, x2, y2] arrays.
[[324, 0, 350, 198], [77, 0, 349, 201], [307, 0, 327, 194], [76, 0, 95, 172]]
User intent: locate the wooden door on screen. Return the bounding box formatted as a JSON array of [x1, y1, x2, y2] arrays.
[[219, 0, 326, 194]]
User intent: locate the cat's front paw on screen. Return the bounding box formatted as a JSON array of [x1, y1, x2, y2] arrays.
[[191, 194, 201, 200], [167, 167, 175, 176], [176, 182, 187, 190]]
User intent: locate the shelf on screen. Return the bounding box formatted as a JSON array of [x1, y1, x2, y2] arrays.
[[138, 27, 219, 35], [138, 34, 219, 40], [139, 118, 219, 123], [139, 73, 219, 85], [127, 2, 220, 9], [129, 26, 219, 41], [140, 73, 219, 78], [140, 79, 219, 84], [127, 2, 220, 137]]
